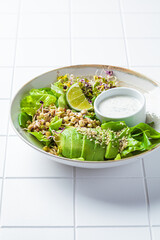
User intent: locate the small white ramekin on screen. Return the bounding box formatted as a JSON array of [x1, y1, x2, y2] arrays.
[[94, 87, 146, 127]]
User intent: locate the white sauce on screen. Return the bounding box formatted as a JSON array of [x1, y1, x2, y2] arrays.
[[98, 95, 141, 118]]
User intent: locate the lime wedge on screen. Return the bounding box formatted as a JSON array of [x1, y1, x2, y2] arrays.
[[66, 83, 93, 111]]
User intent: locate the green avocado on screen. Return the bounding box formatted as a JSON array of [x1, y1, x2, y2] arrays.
[[81, 135, 95, 161], [105, 130, 119, 159], [59, 128, 106, 161], [60, 128, 72, 158], [92, 142, 106, 161], [71, 128, 83, 158]]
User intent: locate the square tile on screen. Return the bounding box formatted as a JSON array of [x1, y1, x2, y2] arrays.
[[76, 178, 148, 226], [19, 13, 69, 38], [0, 228, 74, 240], [21, 0, 69, 13], [153, 227, 160, 240], [72, 39, 127, 66], [5, 136, 73, 177], [143, 148, 160, 177], [12, 67, 53, 96], [0, 14, 17, 38], [123, 13, 160, 38], [147, 178, 160, 225], [8, 121, 16, 136], [127, 39, 160, 66], [0, 137, 6, 177], [76, 227, 151, 240], [0, 100, 10, 135], [0, 0, 19, 13], [0, 39, 15, 66], [15, 39, 70, 67], [122, 0, 160, 13], [71, 13, 123, 38], [131, 67, 160, 83], [0, 68, 12, 98], [1, 179, 73, 226], [71, 0, 119, 13], [76, 159, 143, 177]]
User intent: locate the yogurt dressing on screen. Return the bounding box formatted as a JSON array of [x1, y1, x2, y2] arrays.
[[98, 95, 141, 118]]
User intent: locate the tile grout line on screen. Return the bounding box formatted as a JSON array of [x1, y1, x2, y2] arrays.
[[68, 2, 77, 239], [118, 0, 130, 68], [0, 0, 22, 226], [0, 225, 150, 228], [118, 1, 152, 238], [69, 0, 72, 65], [68, 1, 76, 239], [142, 158, 153, 240], [1, 11, 160, 14], [1, 176, 160, 179], [73, 168, 76, 240], [3, 37, 160, 40]]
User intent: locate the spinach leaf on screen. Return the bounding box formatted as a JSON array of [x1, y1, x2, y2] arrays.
[[130, 123, 160, 139], [101, 121, 127, 131]]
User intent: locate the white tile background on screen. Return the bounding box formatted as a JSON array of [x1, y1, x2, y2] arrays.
[[0, 0, 160, 239]]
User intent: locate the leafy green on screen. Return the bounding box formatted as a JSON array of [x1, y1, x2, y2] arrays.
[[115, 153, 121, 160], [121, 123, 160, 157], [101, 121, 127, 131], [51, 84, 63, 98], [20, 88, 56, 116], [49, 116, 63, 131], [39, 87, 55, 95], [29, 131, 51, 145], [58, 94, 68, 108], [18, 112, 32, 128], [130, 123, 160, 139]]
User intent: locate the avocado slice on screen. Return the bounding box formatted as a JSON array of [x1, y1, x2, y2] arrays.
[[81, 135, 95, 161], [59, 127, 106, 161], [105, 130, 119, 159], [60, 128, 72, 158], [92, 142, 106, 161], [71, 128, 83, 158]]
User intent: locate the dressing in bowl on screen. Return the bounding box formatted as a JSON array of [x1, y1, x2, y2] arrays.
[[94, 87, 146, 127]]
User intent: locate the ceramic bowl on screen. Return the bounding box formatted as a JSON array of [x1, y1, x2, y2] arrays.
[[10, 65, 160, 168], [94, 87, 146, 127]]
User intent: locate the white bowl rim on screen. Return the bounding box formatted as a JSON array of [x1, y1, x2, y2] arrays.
[[94, 87, 146, 120], [10, 64, 160, 165]]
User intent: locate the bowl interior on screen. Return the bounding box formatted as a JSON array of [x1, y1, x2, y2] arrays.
[[10, 65, 160, 168]]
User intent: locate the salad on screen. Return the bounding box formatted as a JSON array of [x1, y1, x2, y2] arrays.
[[18, 71, 160, 161]]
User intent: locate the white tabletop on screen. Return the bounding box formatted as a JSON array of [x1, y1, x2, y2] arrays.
[[0, 0, 160, 239]]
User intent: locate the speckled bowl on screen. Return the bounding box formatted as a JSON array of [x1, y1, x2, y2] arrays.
[[10, 65, 160, 168]]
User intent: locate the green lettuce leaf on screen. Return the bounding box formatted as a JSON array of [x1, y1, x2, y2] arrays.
[[18, 112, 32, 128], [20, 88, 56, 116], [51, 84, 63, 98], [29, 131, 51, 146], [49, 116, 63, 131]]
